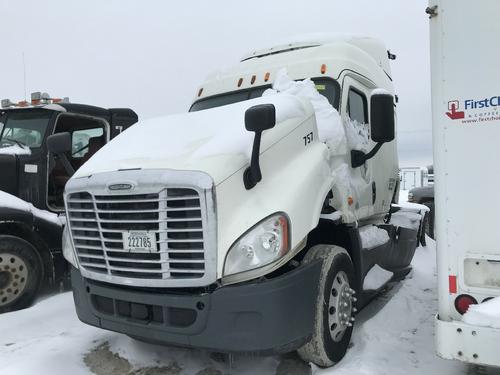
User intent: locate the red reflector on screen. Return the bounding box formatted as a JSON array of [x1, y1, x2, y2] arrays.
[[321, 64, 327, 74], [455, 294, 477, 315], [449, 275, 457, 294]]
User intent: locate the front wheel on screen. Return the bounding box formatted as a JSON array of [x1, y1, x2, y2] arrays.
[[298, 245, 357, 367], [0, 235, 43, 313]]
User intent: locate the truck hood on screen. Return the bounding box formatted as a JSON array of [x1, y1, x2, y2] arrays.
[[74, 94, 314, 185]]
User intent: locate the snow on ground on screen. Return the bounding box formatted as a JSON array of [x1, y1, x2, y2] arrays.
[[2, 189, 499, 374]]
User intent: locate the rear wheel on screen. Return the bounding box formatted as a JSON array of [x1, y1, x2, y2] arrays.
[[0, 235, 43, 313], [298, 245, 357, 367]]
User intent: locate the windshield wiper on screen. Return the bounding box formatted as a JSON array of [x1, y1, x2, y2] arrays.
[[2, 137, 27, 148]]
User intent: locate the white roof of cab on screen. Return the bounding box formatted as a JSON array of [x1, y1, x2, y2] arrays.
[[196, 33, 394, 101]]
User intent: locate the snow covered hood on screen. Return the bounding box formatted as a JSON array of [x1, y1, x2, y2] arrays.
[[0, 190, 61, 226], [0, 144, 32, 156], [73, 94, 314, 185]]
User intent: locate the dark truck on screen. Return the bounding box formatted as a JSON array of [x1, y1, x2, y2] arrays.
[[408, 165, 434, 239], [0, 93, 138, 312]]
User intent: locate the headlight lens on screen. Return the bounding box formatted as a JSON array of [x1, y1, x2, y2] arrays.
[[224, 213, 289, 276], [62, 225, 78, 269]]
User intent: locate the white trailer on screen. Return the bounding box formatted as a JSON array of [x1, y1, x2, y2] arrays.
[[399, 166, 429, 190], [430, 0, 500, 367]]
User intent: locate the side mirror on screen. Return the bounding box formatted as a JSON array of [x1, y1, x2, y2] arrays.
[[47, 132, 72, 154], [243, 104, 276, 190], [370, 93, 395, 143], [351, 92, 395, 168], [245, 104, 276, 132], [47, 132, 75, 176]]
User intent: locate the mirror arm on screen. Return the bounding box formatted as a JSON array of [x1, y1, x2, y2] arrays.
[[243, 131, 263, 190], [56, 153, 75, 176], [351, 142, 384, 168]]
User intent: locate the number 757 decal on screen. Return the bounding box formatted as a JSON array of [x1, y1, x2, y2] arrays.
[[303, 132, 314, 146]]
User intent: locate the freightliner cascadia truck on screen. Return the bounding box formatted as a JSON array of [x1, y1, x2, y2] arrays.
[[60, 35, 427, 367], [430, 0, 500, 367], [0, 93, 137, 312]]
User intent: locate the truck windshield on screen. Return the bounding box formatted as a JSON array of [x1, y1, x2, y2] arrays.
[[0, 110, 52, 149], [190, 77, 340, 112]]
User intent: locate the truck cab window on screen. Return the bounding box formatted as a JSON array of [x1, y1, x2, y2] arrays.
[[347, 89, 368, 124], [0, 111, 52, 149], [190, 77, 340, 112]]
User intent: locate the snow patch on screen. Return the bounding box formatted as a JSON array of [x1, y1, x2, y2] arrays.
[[0, 190, 61, 226], [363, 264, 394, 290], [0, 144, 31, 155], [463, 297, 500, 329], [263, 68, 346, 155], [320, 211, 342, 222], [359, 225, 390, 250], [372, 88, 391, 96], [390, 203, 428, 231]]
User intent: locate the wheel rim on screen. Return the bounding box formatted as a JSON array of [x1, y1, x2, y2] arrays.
[[328, 271, 356, 342], [0, 253, 29, 306]]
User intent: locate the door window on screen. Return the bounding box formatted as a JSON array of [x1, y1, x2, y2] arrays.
[[347, 89, 368, 124], [72, 128, 104, 158]]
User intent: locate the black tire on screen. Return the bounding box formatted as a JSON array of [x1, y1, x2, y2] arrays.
[[298, 245, 356, 367], [423, 201, 435, 239], [0, 235, 43, 313]]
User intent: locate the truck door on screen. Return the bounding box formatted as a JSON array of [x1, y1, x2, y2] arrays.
[[341, 75, 398, 217], [340, 76, 374, 217], [47, 114, 109, 210]]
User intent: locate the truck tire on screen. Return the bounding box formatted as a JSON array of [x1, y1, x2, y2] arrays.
[[297, 245, 356, 367], [423, 201, 435, 239], [0, 235, 43, 313]]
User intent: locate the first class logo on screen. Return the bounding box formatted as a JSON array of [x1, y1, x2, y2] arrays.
[[446, 96, 500, 123]]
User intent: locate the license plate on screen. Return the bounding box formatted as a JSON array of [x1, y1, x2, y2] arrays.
[[123, 231, 157, 252]]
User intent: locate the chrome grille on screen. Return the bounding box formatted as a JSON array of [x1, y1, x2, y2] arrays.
[[67, 188, 208, 282]]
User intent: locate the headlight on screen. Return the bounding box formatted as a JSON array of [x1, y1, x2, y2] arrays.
[[223, 213, 289, 277], [407, 192, 414, 202], [62, 225, 78, 269]]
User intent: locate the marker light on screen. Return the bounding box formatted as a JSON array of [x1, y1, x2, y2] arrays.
[[264, 72, 270, 82], [198, 88, 203, 97], [237, 78, 243, 87], [455, 294, 477, 315], [251, 75, 256, 85], [321, 64, 327, 74]]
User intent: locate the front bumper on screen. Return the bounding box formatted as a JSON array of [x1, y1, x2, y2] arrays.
[[435, 314, 500, 367], [71, 260, 321, 354]]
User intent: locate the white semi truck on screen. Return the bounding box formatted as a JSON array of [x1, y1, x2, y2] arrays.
[[430, 0, 500, 367], [59, 35, 426, 367]]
